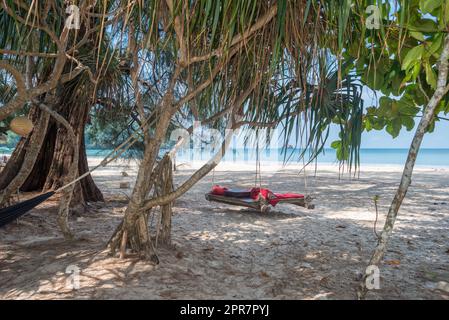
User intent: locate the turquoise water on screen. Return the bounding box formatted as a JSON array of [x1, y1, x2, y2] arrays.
[[1, 147, 449, 167], [168, 148, 449, 167]]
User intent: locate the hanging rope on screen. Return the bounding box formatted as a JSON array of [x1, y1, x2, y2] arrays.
[[258, 151, 262, 188], [254, 134, 262, 189], [55, 116, 158, 193], [302, 151, 308, 195], [298, 113, 313, 208], [254, 143, 258, 187]]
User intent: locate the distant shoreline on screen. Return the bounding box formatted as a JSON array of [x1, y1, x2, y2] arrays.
[[84, 156, 449, 171], [3, 147, 449, 167]]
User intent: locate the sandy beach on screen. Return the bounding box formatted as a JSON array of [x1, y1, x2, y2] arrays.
[[0, 159, 448, 300]]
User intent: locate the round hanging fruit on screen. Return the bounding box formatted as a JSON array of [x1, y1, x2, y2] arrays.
[[10, 117, 33, 136]]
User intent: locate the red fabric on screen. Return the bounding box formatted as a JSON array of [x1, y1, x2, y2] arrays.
[[211, 185, 228, 195], [250, 188, 278, 206], [274, 192, 304, 199], [210, 185, 304, 207]]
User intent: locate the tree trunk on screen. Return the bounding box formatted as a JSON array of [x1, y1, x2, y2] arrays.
[[35, 100, 80, 239], [108, 108, 173, 261], [78, 138, 104, 201], [0, 100, 103, 206], [357, 35, 449, 299], [107, 82, 253, 258], [0, 107, 49, 206], [155, 154, 174, 246], [0, 111, 37, 191]]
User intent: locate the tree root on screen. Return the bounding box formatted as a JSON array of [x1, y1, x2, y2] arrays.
[[108, 214, 159, 264]]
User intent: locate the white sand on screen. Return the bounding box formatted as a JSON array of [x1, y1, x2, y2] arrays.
[[0, 159, 448, 299]]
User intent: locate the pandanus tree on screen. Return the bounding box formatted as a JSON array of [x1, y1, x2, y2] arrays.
[[0, 0, 127, 216], [0, 1, 366, 254], [106, 0, 292, 260], [104, 0, 368, 260]]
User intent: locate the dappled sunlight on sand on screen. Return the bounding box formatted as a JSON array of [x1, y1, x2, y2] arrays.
[[0, 161, 448, 299]]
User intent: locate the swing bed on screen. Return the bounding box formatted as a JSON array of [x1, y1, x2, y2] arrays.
[[205, 185, 314, 213], [204, 143, 314, 213]]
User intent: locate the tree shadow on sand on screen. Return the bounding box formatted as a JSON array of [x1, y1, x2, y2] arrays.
[[0, 168, 448, 299]]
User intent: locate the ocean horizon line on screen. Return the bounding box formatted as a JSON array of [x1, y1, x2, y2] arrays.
[[2, 147, 449, 167]]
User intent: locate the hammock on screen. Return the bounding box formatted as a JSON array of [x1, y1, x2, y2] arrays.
[[0, 191, 55, 227], [205, 185, 314, 212]]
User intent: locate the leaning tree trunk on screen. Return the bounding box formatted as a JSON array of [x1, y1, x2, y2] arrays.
[[0, 106, 49, 206], [357, 35, 449, 299], [108, 107, 174, 261], [0, 98, 103, 208], [108, 78, 254, 260], [142, 153, 175, 247], [109, 111, 237, 262]]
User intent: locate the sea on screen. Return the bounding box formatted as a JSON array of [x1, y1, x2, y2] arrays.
[[166, 148, 449, 167], [2, 147, 449, 167]]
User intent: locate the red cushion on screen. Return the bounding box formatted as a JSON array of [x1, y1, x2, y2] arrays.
[[274, 193, 304, 199], [211, 185, 228, 195]]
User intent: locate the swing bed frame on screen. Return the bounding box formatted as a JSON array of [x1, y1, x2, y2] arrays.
[[205, 136, 314, 212], [205, 190, 314, 213]]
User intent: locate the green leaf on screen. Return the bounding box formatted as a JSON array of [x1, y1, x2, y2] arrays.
[[363, 67, 384, 90], [401, 116, 415, 131], [386, 118, 402, 138], [378, 97, 393, 118], [446, 0, 449, 22], [211, 0, 221, 45], [364, 117, 373, 131], [411, 62, 421, 80], [428, 34, 443, 56], [330, 140, 341, 149], [410, 31, 425, 41], [402, 45, 424, 71], [409, 19, 439, 33], [419, 0, 443, 14], [398, 96, 420, 115], [425, 62, 437, 89], [330, 139, 349, 161]]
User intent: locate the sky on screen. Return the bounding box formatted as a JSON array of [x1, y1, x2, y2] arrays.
[[231, 96, 449, 150], [368, 121, 449, 148], [360, 90, 449, 148], [325, 1, 449, 149], [278, 84, 449, 150], [230, 118, 449, 151], [326, 121, 449, 149], [323, 86, 449, 149]]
